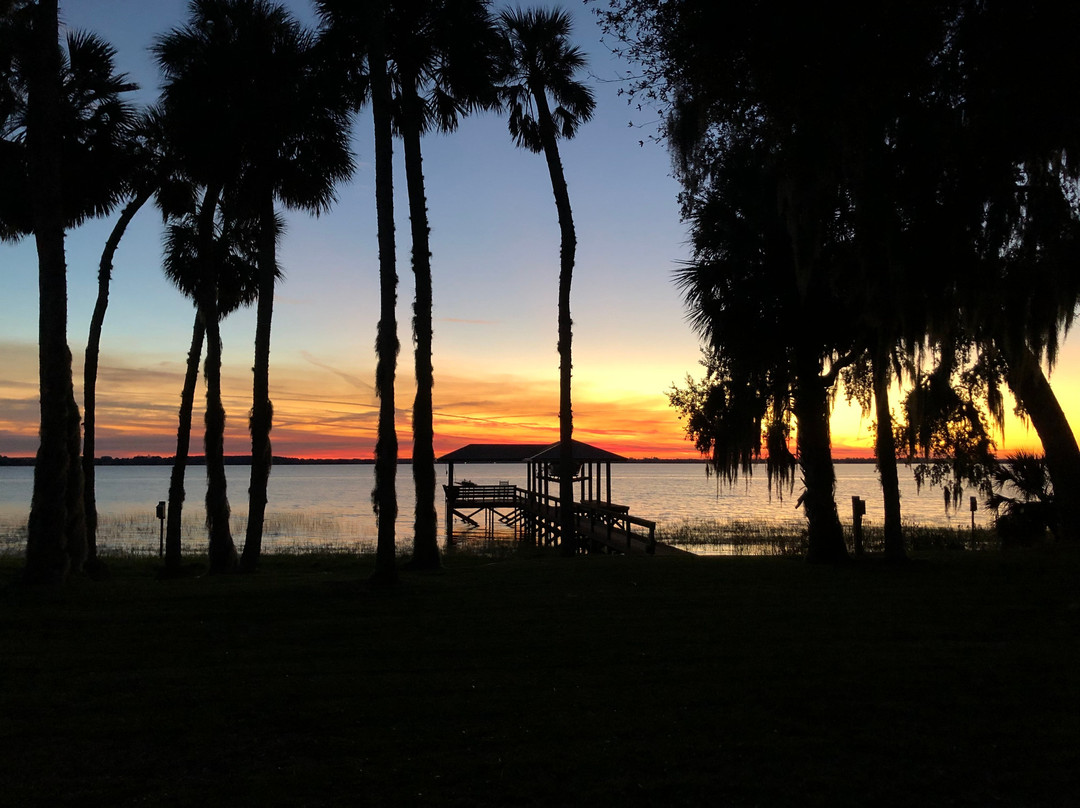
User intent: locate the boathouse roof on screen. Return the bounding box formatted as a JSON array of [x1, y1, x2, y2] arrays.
[[526, 441, 627, 463], [439, 441, 628, 464], [439, 444, 548, 463]]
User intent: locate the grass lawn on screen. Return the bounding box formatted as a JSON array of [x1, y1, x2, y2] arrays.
[[1, 546, 1078, 806]]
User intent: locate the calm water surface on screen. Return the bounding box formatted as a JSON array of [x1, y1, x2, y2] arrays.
[[0, 462, 985, 555]]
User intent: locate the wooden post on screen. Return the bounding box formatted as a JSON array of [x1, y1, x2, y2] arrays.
[[526, 462, 532, 542], [445, 463, 455, 540], [852, 495, 866, 556], [155, 499, 165, 557], [969, 495, 977, 547]]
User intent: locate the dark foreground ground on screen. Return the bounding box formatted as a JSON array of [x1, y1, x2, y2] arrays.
[[1, 547, 1078, 807]]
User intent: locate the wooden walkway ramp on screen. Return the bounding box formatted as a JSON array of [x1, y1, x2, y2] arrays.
[[445, 484, 691, 556]]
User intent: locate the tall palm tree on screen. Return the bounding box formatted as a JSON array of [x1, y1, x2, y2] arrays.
[[155, 0, 351, 572], [368, 6, 401, 585], [223, 8, 354, 572], [22, 0, 71, 582], [163, 311, 204, 573], [82, 110, 163, 572], [385, 0, 500, 569], [4, 3, 137, 581], [197, 182, 237, 572], [160, 192, 266, 573], [155, 161, 208, 573], [497, 7, 595, 555], [318, 0, 500, 573], [316, 0, 399, 585], [155, 4, 244, 573]]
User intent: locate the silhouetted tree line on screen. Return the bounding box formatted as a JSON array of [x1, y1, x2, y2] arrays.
[[3, 0, 593, 583], [595, 0, 1080, 560]]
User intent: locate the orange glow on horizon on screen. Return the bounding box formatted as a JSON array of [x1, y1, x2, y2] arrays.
[[0, 340, 1068, 462]]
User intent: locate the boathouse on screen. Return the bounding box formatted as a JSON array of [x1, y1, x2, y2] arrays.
[[439, 441, 688, 555]]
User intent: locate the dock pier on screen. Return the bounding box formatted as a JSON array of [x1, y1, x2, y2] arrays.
[[440, 442, 690, 556]]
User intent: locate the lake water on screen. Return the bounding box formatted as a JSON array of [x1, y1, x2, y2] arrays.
[[0, 462, 987, 556]]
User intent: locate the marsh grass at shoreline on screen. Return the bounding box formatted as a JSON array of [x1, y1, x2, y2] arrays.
[[1, 510, 1005, 559], [2, 547, 1077, 806], [659, 518, 1000, 555]]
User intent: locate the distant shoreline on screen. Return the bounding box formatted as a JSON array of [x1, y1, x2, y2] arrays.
[[0, 455, 881, 466]]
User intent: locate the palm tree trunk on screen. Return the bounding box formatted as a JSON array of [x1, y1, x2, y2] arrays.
[[165, 311, 205, 573], [532, 87, 578, 555], [25, 0, 82, 582], [1005, 343, 1080, 543], [203, 309, 236, 572], [401, 84, 439, 570], [370, 15, 399, 586], [64, 377, 86, 570], [83, 188, 153, 569], [793, 351, 848, 563], [872, 350, 905, 559], [194, 183, 236, 573], [241, 188, 277, 573]]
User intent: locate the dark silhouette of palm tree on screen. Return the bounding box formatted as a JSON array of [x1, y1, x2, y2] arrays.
[[196, 185, 240, 573], [231, 8, 354, 573], [160, 195, 266, 573], [154, 1, 262, 572], [155, 0, 354, 572], [316, 0, 400, 585], [368, 8, 401, 585], [318, 0, 500, 576], [82, 110, 164, 573], [163, 310, 204, 573], [384, 0, 501, 569], [987, 452, 1058, 544], [22, 1, 73, 581], [497, 7, 595, 554], [2, 2, 137, 581]]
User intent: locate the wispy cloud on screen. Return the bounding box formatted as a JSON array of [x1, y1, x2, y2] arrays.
[[6, 335, 1007, 460], [300, 351, 376, 395]]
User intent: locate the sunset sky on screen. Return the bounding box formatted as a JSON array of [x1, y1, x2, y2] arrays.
[[2, 0, 1077, 461]]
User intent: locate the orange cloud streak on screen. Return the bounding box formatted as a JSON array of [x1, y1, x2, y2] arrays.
[[0, 338, 1068, 461]]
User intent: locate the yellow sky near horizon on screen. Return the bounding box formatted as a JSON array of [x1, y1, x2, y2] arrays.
[[1, 331, 1072, 462]]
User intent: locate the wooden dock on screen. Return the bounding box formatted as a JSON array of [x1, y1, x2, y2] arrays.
[[445, 483, 690, 556]]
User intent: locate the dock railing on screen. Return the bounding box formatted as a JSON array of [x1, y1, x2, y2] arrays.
[[577, 502, 657, 554], [448, 483, 520, 506], [445, 484, 658, 553]]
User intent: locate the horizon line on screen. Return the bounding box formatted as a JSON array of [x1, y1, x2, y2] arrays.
[[0, 453, 889, 465]]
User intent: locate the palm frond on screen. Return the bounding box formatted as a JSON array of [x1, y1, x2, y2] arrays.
[[497, 5, 593, 148]]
